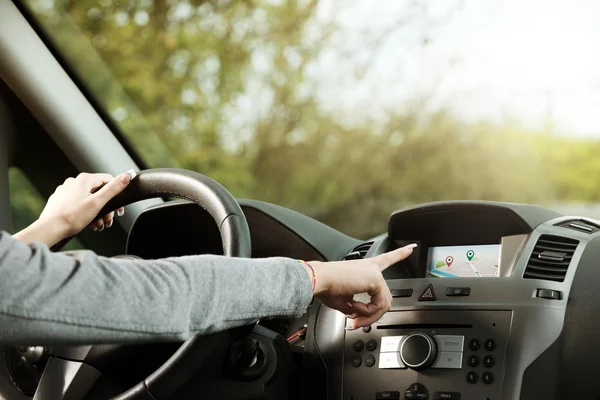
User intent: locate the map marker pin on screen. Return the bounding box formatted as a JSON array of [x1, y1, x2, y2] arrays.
[[445, 256, 454, 267], [466, 250, 475, 261]]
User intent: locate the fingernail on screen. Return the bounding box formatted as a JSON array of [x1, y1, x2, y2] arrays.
[[99, 224, 104, 232], [345, 326, 357, 331], [92, 227, 98, 232], [106, 220, 113, 228], [407, 243, 418, 248], [120, 169, 136, 184], [117, 209, 124, 217]]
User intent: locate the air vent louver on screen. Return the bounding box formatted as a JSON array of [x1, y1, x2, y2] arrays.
[[523, 234, 579, 282], [344, 242, 374, 260], [555, 219, 600, 234]]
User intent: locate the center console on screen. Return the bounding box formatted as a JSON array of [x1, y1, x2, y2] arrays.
[[303, 201, 600, 400], [344, 310, 511, 400]]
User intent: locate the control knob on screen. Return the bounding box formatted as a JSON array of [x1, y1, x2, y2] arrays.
[[399, 333, 438, 371]]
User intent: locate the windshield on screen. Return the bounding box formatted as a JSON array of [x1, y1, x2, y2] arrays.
[[18, 0, 600, 238]]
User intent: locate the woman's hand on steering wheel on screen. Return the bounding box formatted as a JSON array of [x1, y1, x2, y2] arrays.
[[14, 171, 135, 247], [306, 244, 417, 329]]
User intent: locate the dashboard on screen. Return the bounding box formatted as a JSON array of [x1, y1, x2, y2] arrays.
[[125, 199, 600, 400]]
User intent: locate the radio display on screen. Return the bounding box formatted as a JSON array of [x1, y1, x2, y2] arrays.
[[426, 244, 501, 278]]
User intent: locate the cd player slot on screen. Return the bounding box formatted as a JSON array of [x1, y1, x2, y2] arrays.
[[376, 323, 473, 330]]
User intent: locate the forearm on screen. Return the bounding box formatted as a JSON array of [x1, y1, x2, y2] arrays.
[[0, 232, 313, 345], [13, 218, 70, 247]]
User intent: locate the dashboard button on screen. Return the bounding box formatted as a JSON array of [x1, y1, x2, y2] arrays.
[[435, 335, 464, 352], [445, 287, 471, 296], [363, 325, 372, 333], [483, 355, 495, 367], [353, 340, 364, 352], [366, 339, 378, 351], [537, 289, 561, 300], [379, 352, 406, 369], [484, 339, 496, 351], [467, 355, 480, 367], [405, 383, 428, 400], [391, 288, 414, 298], [364, 355, 376, 367], [468, 339, 480, 351], [418, 284, 437, 301], [376, 391, 400, 400], [381, 336, 404, 352], [466, 371, 479, 384], [482, 371, 494, 384], [432, 351, 463, 369], [351, 356, 362, 367], [433, 392, 461, 400]]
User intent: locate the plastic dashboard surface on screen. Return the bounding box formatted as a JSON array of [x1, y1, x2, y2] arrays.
[[125, 199, 361, 262], [304, 201, 600, 400]]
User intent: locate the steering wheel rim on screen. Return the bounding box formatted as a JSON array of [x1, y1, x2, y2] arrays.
[[35, 168, 252, 400]]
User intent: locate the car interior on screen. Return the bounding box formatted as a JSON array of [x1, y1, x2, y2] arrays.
[[2, 0, 600, 399]]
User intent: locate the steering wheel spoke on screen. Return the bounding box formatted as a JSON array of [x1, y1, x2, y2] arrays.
[[33, 356, 101, 400]]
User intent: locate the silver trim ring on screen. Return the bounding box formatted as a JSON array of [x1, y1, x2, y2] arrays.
[[399, 332, 435, 368]]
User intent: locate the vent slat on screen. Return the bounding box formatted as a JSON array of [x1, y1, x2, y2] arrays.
[[525, 264, 569, 273], [555, 219, 600, 234], [528, 259, 571, 268], [524, 234, 579, 282], [534, 244, 576, 252], [523, 271, 566, 282], [344, 242, 374, 260]]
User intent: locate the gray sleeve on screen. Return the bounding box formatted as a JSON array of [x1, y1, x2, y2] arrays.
[[0, 231, 314, 345]]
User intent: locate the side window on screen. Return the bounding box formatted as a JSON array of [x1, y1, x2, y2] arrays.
[[9, 168, 84, 250]]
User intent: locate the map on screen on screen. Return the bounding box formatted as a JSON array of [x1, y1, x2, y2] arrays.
[[427, 244, 500, 278]]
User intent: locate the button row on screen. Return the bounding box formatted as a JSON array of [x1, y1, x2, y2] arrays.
[[378, 350, 463, 369], [352, 355, 376, 368], [468, 338, 496, 351], [376, 389, 460, 400], [466, 370, 494, 384], [353, 339, 378, 352], [467, 355, 495, 367], [381, 335, 464, 353], [388, 286, 472, 300]]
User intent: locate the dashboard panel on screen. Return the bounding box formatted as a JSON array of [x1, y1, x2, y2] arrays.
[[303, 201, 600, 400], [125, 199, 600, 400]]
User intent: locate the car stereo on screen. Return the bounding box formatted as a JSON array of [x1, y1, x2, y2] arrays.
[[343, 310, 511, 400]]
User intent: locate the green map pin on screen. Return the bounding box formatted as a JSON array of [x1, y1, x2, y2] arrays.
[[466, 250, 475, 261]]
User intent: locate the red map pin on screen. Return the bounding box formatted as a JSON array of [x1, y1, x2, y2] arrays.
[[445, 256, 454, 267]]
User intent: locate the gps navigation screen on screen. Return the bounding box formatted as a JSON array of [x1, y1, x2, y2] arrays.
[[426, 244, 501, 278]]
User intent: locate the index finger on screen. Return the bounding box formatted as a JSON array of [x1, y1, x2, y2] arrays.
[[374, 244, 417, 271]]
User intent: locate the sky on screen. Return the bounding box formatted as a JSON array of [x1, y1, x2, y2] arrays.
[[309, 0, 600, 137]]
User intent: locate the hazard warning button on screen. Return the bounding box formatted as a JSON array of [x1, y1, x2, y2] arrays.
[[418, 284, 437, 302]]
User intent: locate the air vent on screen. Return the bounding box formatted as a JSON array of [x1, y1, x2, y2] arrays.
[[523, 235, 579, 282], [344, 242, 374, 260], [555, 219, 600, 234]]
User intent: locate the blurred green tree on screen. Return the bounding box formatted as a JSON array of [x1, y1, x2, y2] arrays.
[[9, 0, 600, 239]]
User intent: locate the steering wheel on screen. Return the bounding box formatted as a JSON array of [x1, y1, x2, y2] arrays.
[[32, 168, 252, 400]]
